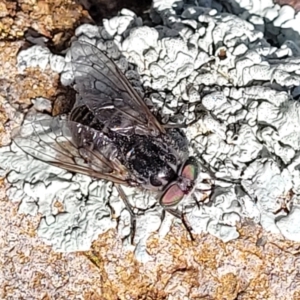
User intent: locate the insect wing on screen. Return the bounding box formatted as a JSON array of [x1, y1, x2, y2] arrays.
[[70, 41, 164, 135], [12, 118, 131, 184]]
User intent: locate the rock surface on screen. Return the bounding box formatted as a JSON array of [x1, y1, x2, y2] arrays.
[[1, 0, 300, 299]]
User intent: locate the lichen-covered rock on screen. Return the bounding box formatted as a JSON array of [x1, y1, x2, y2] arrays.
[[2, 0, 300, 298], [2, 0, 300, 272]]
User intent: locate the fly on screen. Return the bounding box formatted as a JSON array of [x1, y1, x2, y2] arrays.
[[13, 41, 202, 242]]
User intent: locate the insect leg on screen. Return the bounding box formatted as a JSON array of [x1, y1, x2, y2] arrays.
[[115, 184, 137, 244], [164, 207, 195, 241], [192, 193, 200, 209]]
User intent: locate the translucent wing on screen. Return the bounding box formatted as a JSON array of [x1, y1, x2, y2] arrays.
[[69, 40, 165, 136], [12, 118, 133, 185]]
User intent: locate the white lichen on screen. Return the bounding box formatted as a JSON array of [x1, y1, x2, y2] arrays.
[[219, 0, 300, 47], [1, 0, 300, 259]]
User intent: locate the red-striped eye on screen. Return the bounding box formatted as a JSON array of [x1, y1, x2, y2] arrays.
[[160, 184, 185, 207], [181, 157, 198, 180]]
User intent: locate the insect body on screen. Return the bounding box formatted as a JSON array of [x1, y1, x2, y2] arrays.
[[13, 41, 200, 239]]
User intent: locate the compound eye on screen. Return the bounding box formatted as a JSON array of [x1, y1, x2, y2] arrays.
[[160, 184, 184, 207], [181, 157, 199, 181]]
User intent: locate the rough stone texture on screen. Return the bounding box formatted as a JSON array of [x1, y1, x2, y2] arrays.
[[0, 0, 87, 40], [2, 0, 300, 299], [0, 200, 103, 299]]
